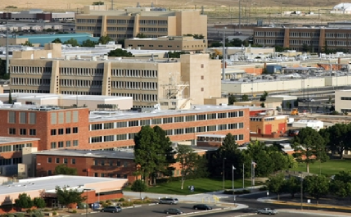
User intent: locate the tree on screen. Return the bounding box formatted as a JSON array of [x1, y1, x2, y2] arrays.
[[321, 123, 351, 159], [241, 94, 249, 101], [231, 38, 243, 47], [283, 176, 300, 198], [33, 197, 46, 209], [260, 102, 265, 108], [54, 164, 77, 175], [260, 91, 268, 102], [52, 38, 62, 43], [108, 49, 133, 57], [292, 127, 326, 173], [267, 173, 285, 200], [0, 58, 8, 79], [304, 175, 329, 204], [98, 35, 112, 44], [55, 186, 86, 211], [134, 126, 174, 185], [209, 41, 223, 47], [15, 193, 33, 209], [131, 180, 147, 199], [228, 94, 237, 105], [167, 51, 190, 58], [8, 90, 12, 104], [93, 1, 104, 5], [22, 41, 33, 47], [330, 171, 351, 198], [136, 33, 147, 38], [64, 38, 79, 47], [81, 39, 97, 47], [176, 145, 208, 190]]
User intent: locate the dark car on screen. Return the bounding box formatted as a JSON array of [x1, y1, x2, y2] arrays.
[[100, 206, 122, 213], [159, 197, 178, 204], [164, 208, 183, 215], [193, 204, 212, 210]]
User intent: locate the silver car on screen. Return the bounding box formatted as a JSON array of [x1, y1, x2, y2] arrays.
[[159, 197, 178, 204]]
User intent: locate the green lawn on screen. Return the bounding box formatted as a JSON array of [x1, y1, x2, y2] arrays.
[[291, 159, 351, 176], [125, 178, 254, 195]]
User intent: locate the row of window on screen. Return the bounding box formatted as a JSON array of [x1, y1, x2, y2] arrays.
[[89, 123, 245, 143], [0, 157, 22, 166], [11, 66, 52, 74], [50, 111, 79, 125], [0, 143, 32, 153], [50, 127, 79, 135], [106, 19, 134, 24], [59, 79, 102, 87], [50, 140, 79, 149], [94, 159, 129, 167], [76, 26, 102, 31], [111, 81, 158, 90], [59, 67, 104, 76], [111, 69, 158, 78], [61, 91, 102, 95], [107, 27, 133, 31], [106, 34, 133, 39], [76, 19, 102, 23], [11, 78, 51, 86], [8, 112, 36, 124], [9, 128, 36, 136], [341, 97, 351, 100], [139, 27, 167, 32]]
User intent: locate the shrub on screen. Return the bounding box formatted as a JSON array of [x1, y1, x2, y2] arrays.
[[132, 200, 143, 204], [71, 210, 77, 213], [119, 198, 125, 202], [26, 209, 32, 213], [52, 211, 57, 216], [43, 209, 49, 211], [121, 201, 133, 207], [8, 214, 15, 217], [15, 213, 24, 217]]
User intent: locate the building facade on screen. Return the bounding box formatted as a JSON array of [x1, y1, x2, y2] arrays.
[[10, 45, 221, 107], [253, 27, 351, 52], [125, 36, 207, 51], [76, 7, 207, 40], [335, 89, 351, 113]]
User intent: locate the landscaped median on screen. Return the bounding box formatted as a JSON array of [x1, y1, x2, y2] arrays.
[[166, 207, 232, 217], [269, 200, 351, 211]]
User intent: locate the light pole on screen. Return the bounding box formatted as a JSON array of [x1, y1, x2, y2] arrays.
[[232, 165, 236, 204], [223, 157, 226, 190], [300, 176, 304, 210], [222, 27, 227, 80]]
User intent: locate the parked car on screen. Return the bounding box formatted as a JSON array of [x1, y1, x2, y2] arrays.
[[193, 204, 212, 210], [257, 208, 277, 215], [100, 206, 122, 213], [164, 208, 183, 215], [159, 197, 178, 204]]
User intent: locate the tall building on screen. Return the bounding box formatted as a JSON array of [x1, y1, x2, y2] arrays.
[[253, 27, 351, 52], [10, 44, 222, 107], [75, 6, 207, 40]]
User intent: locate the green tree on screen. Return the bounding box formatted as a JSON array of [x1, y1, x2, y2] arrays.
[[0, 59, 8, 79], [231, 38, 243, 47], [321, 123, 351, 159], [260, 102, 265, 108], [52, 38, 62, 43], [241, 94, 249, 101], [98, 35, 112, 44], [22, 41, 33, 47], [15, 193, 33, 209], [193, 34, 204, 39], [209, 41, 222, 47], [228, 94, 237, 105], [292, 127, 326, 173], [64, 38, 79, 47], [267, 173, 285, 200], [176, 145, 208, 189], [93, 1, 104, 5], [54, 164, 77, 175], [283, 176, 300, 198], [131, 180, 147, 199], [330, 171, 351, 198], [136, 33, 147, 38], [167, 51, 190, 58], [81, 39, 97, 47], [108, 49, 133, 57], [8, 90, 12, 104], [55, 186, 86, 211], [304, 175, 329, 204], [260, 91, 268, 102], [33, 197, 46, 209]]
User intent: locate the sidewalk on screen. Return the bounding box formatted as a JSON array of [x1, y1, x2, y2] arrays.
[[279, 209, 351, 217]]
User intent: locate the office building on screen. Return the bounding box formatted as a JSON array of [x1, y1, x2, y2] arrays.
[[76, 6, 207, 40]]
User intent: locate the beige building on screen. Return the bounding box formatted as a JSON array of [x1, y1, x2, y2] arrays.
[[335, 90, 351, 113], [10, 44, 221, 107], [125, 36, 207, 51], [76, 6, 207, 40]]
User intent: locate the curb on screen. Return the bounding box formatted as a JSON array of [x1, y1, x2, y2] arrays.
[[236, 214, 257, 217], [270, 200, 351, 211], [167, 206, 232, 217], [278, 209, 351, 217]]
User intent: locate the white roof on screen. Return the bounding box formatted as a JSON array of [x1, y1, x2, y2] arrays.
[[333, 3, 351, 10]]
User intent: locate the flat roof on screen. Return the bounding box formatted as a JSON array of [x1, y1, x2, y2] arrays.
[[16, 33, 99, 46], [0, 93, 131, 101], [35, 149, 135, 159], [0, 137, 39, 144], [89, 105, 248, 122], [0, 175, 128, 195]]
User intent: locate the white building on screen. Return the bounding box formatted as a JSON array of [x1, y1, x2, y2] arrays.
[[335, 90, 351, 113]]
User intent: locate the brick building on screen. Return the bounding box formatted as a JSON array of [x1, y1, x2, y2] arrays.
[[253, 26, 351, 52]]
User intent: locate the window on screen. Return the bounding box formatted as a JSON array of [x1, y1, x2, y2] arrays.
[[117, 161, 121, 167], [71, 159, 76, 164], [58, 128, 64, 135], [228, 111, 238, 117], [51, 129, 56, 135], [207, 125, 216, 131], [218, 124, 227, 130], [174, 128, 184, 135], [91, 124, 103, 130], [58, 112, 64, 124], [58, 141, 64, 148], [163, 117, 173, 124], [201, 87, 204, 91], [104, 122, 114, 129], [129, 120, 139, 127], [48, 170, 52, 175], [185, 115, 195, 122], [239, 123, 244, 128], [197, 126, 206, 132], [152, 118, 162, 125], [56, 158, 60, 163], [94, 173, 98, 177], [218, 113, 227, 119], [9, 128, 16, 135], [8, 111, 16, 123], [174, 116, 184, 122], [197, 114, 206, 120], [116, 134, 127, 140], [239, 111, 244, 117], [19, 112, 26, 124], [66, 141, 71, 147], [207, 113, 216, 120], [104, 135, 114, 142], [51, 113, 57, 124], [185, 127, 195, 133], [116, 122, 127, 128], [51, 142, 56, 149], [73, 127, 78, 133], [73, 140, 78, 146], [63, 158, 68, 164], [20, 129, 26, 135], [91, 136, 103, 143], [101, 160, 105, 166], [140, 119, 150, 126], [66, 128, 71, 134], [123, 161, 128, 167], [29, 129, 36, 135], [73, 111, 79, 122], [66, 111, 71, 123], [48, 157, 52, 163]]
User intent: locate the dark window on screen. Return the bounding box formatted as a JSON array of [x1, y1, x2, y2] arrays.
[[58, 128, 64, 135], [9, 128, 16, 135], [63, 158, 68, 164], [66, 128, 71, 134], [51, 142, 56, 148], [56, 158, 60, 163], [101, 160, 105, 166], [117, 161, 121, 167], [73, 127, 78, 133], [20, 129, 26, 135], [58, 141, 64, 148], [94, 173, 98, 177], [29, 129, 36, 135], [72, 159, 76, 164], [51, 129, 56, 135], [48, 170, 52, 175], [48, 157, 52, 163]]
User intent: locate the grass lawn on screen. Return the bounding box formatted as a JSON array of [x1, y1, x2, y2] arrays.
[[125, 178, 256, 195], [291, 159, 351, 176]]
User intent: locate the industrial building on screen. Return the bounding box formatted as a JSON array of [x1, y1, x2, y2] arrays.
[[75, 6, 207, 40], [0, 9, 75, 22]]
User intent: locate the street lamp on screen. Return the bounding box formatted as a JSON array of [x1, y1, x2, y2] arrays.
[[223, 157, 226, 190], [232, 165, 236, 205]]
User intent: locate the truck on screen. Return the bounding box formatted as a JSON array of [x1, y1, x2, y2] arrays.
[[257, 208, 277, 215]]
